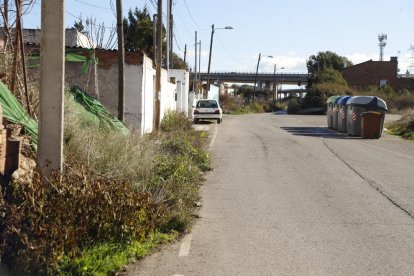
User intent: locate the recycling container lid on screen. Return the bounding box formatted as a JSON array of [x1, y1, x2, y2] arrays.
[[336, 95, 352, 105], [346, 96, 388, 111], [326, 96, 342, 104]]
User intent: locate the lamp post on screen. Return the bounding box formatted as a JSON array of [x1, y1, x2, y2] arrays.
[[253, 53, 273, 103], [206, 24, 233, 96]]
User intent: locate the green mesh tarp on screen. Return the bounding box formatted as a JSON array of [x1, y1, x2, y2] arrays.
[[0, 80, 38, 145], [28, 49, 96, 75], [69, 85, 129, 135]]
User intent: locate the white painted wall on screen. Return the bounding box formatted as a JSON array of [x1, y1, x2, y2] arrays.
[[208, 84, 220, 102], [160, 69, 177, 120], [124, 64, 143, 132], [141, 56, 155, 135], [97, 54, 184, 136], [169, 69, 189, 116]]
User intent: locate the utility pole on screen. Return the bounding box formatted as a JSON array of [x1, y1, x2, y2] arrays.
[[116, 0, 125, 121], [183, 44, 187, 64], [153, 14, 157, 64], [154, 0, 162, 132], [169, 0, 173, 68], [39, 0, 65, 174], [273, 64, 277, 105], [252, 53, 261, 103], [206, 24, 215, 93], [166, 0, 170, 70], [193, 31, 197, 92], [198, 40, 201, 93]]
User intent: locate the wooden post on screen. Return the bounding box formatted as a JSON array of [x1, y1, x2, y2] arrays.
[[38, 0, 65, 174], [116, 0, 125, 121], [15, 0, 32, 117], [154, 0, 162, 132]]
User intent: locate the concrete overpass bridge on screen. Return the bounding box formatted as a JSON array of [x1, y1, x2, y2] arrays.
[[192, 71, 309, 86]]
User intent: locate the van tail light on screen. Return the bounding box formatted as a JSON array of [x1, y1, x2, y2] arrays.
[[194, 109, 199, 114], [215, 109, 220, 114]]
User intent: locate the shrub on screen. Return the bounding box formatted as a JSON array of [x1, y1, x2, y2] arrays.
[[249, 102, 264, 113], [303, 82, 355, 109], [358, 86, 414, 113], [387, 110, 414, 140], [0, 166, 164, 274], [287, 98, 301, 114]]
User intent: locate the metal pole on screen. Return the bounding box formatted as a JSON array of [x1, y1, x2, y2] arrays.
[[206, 24, 215, 95], [198, 40, 201, 93], [116, 0, 125, 121], [193, 31, 197, 92], [273, 64, 277, 106], [252, 53, 261, 103]]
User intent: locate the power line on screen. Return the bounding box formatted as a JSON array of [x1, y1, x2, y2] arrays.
[[173, 34, 183, 52], [73, 0, 111, 10], [65, 11, 116, 30], [215, 34, 244, 66], [182, 0, 204, 31]]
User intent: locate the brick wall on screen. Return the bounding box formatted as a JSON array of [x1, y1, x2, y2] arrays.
[[342, 58, 398, 88], [95, 49, 144, 70], [342, 57, 414, 91]]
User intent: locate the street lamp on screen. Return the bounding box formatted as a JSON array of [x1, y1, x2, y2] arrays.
[[253, 53, 273, 103], [206, 24, 233, 95]]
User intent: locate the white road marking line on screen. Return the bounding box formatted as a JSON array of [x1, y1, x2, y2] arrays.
[[209, 123, 218, 150], [178, 234, 192, 257], [360, 142, 414, 160], [319, 127, 414, 160], [173, 274, 184, 276]]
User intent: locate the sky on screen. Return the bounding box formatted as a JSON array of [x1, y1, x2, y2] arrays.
[[22, 0, 414, 74]]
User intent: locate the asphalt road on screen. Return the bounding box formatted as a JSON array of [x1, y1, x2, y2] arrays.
[[125, 113, 414, 276]]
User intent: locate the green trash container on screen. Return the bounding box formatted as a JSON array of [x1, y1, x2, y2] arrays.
[[346, 96, 387, 137], [326, 96, 341, 129]]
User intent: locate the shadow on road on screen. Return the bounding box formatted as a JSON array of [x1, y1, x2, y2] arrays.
[[281, 127, 360, 140]]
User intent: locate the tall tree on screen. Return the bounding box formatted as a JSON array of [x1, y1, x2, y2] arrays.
[[122, 6, 188, 69], [306, 51, 352, 75], [123, 7, 154, 54]]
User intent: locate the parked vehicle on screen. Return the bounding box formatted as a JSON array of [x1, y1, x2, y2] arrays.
[[193, 99, 223, 124]]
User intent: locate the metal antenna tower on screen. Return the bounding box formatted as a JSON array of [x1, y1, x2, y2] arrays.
[[409, 45, 414, 74], [378, 33, 387, 61]]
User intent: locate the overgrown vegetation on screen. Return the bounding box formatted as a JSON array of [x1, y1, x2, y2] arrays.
[[387, 110, 414, 140], [0, 96, 210, 274], [220, 94, 272, 114]]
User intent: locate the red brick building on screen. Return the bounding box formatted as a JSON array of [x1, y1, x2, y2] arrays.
[[342, 57, 414, 91]]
